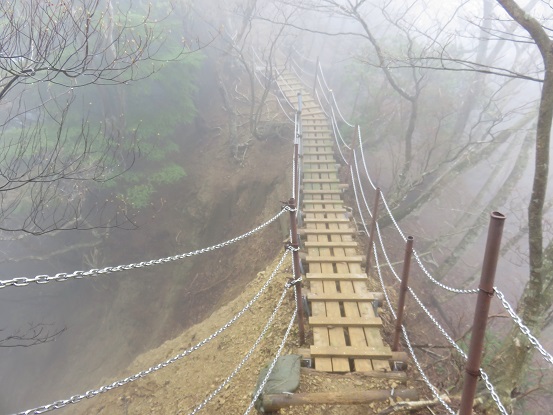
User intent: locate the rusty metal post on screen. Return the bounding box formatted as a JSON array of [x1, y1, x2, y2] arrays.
[[459, 212, 506, 415], [288, 197, 305, 345], [392, 236, 414, 351], [365, 187, 381, 275]]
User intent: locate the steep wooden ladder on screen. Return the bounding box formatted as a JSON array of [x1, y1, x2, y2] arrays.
[[276, 71, 393, 373]]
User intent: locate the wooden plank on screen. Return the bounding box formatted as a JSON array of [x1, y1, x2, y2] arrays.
[[303, 217, 349, 223], [310, 346, 393, 359], [303, 151, 334, 155], [307, 292, 383, 302], [306, 273, 367, 281], [307, 198, 333, 372], [309, 316, 382, 327], [302, 179, 340, 183], [300, 228, 354, 235], [303, 169, 339, 174], [304, 241, 358, 248], [302, 190, 342, 194], [305, 255, 365, 263], [302, 208, 347, 214]]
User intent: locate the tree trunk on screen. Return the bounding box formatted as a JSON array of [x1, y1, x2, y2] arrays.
[[490, 0, 553, 408]]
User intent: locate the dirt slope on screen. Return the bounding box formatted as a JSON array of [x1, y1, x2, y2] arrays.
[[68, 253, 419, 415]]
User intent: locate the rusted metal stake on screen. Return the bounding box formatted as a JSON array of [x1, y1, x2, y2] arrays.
[[365, 187, 381, 275], [392, 236, 414, 351], [459, 211, 506, 415], [288, 197, 305, 345]]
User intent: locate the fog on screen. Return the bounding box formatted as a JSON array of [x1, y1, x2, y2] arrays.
[[1, 0, 552, 413]]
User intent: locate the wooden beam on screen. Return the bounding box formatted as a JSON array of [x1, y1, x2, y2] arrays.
[[305, 255, 365, 263], [310, 346, 392, 359], [300, 228, 354, 235], [309, 316, 382, 327], [307, 292, 383, 302], [262, 389, 419, 411], [303, 217, 350, 223], [306, 272, 367, 281], [303, 241, 358, 248]]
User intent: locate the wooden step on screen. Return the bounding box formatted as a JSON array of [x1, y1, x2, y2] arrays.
[[306, 272, 367, 281], [303, 151, 334, 155], [302, 200, 344, 205], [302, 189, 342, 194], [309, 316, 382, 327], [307, 292, 383, 302], [303, 169, 339, 174], [302, 145, 334, 148], [303, 179, 340, 183], [302, 208, 346, 214], [304, 241, 358, 248], [305, 255, 365, 263], [310, 346, 392, 359], [300, 228, 353, 236], [303, 217, 349, 223], [302, 160, 337, 164]]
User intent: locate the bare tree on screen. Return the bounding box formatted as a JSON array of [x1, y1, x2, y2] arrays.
[[0, 0, 188, 235]]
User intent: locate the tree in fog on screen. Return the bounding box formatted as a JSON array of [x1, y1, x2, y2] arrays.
[[0, 0, 186, 235]]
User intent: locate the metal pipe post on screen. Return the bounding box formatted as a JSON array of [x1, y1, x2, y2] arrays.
[[365, 187, 381, 275], [288, 197, 305, 345], [392, 236, 414, 351], [459, 212, 506, 415]]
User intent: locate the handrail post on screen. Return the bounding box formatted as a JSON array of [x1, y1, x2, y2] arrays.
[[365, 187, 381, 275], [288, 197, 305, 345], [459, 212, 506, 415], [392, 236, 414, 351]]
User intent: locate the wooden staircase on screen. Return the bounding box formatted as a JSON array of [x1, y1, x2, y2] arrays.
[[277, 71, 393, 373]]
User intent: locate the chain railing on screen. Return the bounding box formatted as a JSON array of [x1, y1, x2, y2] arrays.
[[188, 281, 292, 415], [243, 287, 298, 415], [350, 156, 509, 415], [1, 207, 292, 290], [13, 249, 292, 415], [495, 288, 553, 366]]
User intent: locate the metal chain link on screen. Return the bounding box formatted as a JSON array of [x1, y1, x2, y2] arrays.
[[314, 89, 330, 118], [331, 107, 351, 150], [188, 283, 290, 415], [317, 60, 507, 415], [1, 207, 292, 290], [373, 245, 455, 414], [14, 249, 292, 415], [480, 370, 509, 415], [412, 250, 479, 295], [355, 142, 476, 294], [243, 287, 298, 415], [330, 107, 348, 164], [495, 288, 553, 365], [357, 126, 378, 191]]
